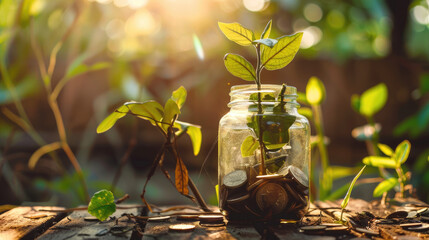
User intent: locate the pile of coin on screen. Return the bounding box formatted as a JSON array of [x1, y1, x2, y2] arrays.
[[220, 164, 309, 222]]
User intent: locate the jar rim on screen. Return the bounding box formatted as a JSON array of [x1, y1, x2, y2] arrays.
[[228, 84, 299, 108]]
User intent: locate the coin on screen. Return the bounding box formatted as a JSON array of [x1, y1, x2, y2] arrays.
[[84, 216, 99, 221], [321, 223, 344, 227], [220, 185, 228, 209], [199, 215, 224, 223], [245, 205, 263, 217], [246, 179, 264, 192], [147, 216, 171, 222], [325, 226, 348, 235], [300, 225, 326, 233], [386, 211, 408, 219], [355, 227, 379, 236], [421, 216, 429, 221], [256, 182, 288, 214], [408, 223, 429, 231], [286, 166, 309, 189], [169, 224, 195, 232], [400, 222, 422, 228], [256, 174, 283, 180], [227, 193, 250, 205], [176, 215, 199, 221], [223, 170, 247, 189], [283, 181, 306, 206]]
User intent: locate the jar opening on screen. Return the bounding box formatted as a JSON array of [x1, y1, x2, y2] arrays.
[[228, 84, 299, 108]]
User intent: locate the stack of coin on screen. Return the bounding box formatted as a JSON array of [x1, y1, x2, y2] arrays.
[[220, 164, 309, 222]]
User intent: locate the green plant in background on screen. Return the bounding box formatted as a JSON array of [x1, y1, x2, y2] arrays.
[[351, 83, 388, 155], [363, 140, 411, 199], [97, 86, 209, 212], [218, 20, 302, 174]]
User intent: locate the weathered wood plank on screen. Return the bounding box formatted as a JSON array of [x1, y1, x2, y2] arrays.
[[142, 206, 260, 240], [0, 206, 67, 240], [37, 206, 140, 240]]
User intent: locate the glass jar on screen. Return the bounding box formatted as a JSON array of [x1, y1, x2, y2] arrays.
[[218, 84, 310, 222]]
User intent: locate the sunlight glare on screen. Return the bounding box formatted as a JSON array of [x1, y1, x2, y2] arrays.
[[128, 0, 149, 9], [113, 0, 128, 7], [125, 10, 160, 36], [193, 34, 205, 60], [105, 19, 125, 39]]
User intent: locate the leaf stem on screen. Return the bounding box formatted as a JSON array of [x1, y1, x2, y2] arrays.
[[312, 104, 330, 198]]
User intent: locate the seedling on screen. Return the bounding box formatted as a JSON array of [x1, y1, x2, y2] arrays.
[[340, 165, 366, 222], [219, 20, 302, 174], [363, 140, 411, 198], [97, 86, 209, 212]]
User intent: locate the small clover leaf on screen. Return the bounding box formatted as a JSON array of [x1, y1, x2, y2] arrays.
[[88, 189, 116, 221]]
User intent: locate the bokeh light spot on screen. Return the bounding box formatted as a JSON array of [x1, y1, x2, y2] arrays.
[[243, 0, 268, 12], [327, 10, 345, 29], [300, 26, 322, 49], [412, 5, 429, 25], [303, 3, 323, 22]]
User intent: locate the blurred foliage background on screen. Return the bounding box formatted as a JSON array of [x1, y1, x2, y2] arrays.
[[1, 0, 429, 207]]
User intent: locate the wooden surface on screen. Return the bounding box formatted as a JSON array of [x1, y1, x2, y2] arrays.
[[1, 199, 429, 239]]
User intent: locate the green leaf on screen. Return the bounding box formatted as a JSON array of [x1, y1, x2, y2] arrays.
[[174, 121, 202, 156], [162, 99, 180, 131], [88, 189, 116, 221], [125, 101, 164, 126], [393, 140, 411, 166], [261, 19, 272, 39], [373, 178, 398, 197], [378, 143, 393, 157], [171, 86, 187, 109], [224, 53, 256, 81], [261, 32, 303, 71], [330, 166, 362, 181], [306, 76, 326, 105], [351, 94, 361, 113], [97, 105, 129, 133], [363, 156, 396, 168], [298, 107, 313, 120], [359, 83, 388, 117], [253, 38, 278, 48], [218, 22, 255, 46], [341, 165, 366, 209], [241, 136, 259, 157], [297, 92, 309, 105]]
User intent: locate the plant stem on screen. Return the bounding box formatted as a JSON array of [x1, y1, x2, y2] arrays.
[[255, 44, 266, 175], [395, 167, 405, 198], [367, 116, 387, 179], [312, 104, 330, 198]]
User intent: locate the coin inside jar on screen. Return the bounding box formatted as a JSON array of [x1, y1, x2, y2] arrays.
[[256, 174, 283, 180], [286, 166, 309, 189], [256, 182, 288, 214], [223, 170, 248, 189], [147, 216, 171, 222], [227, 193, 250, 205]]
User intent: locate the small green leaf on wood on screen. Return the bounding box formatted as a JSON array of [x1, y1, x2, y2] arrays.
[[97, 105, 129, 133], [175, 157, 189, 195], [218, 22, 255, 46], [224, 53, 256, 81], [253, 38, 278, 48], [393, 140, 411, 166], [261, 32, 303, 71], [171, 86, 187, 109], [373, 177, 398, 197], [363, 156, 396, 168], [261, 20, 272, 39], [341, 165, 366, 209], [241, 136, 259, 157], [306, 76, 326, 105], [359, 83, 388, 117], [378, 143, 393, 157], [126, 101, 164, 126], [88, 189, 116, 221]]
